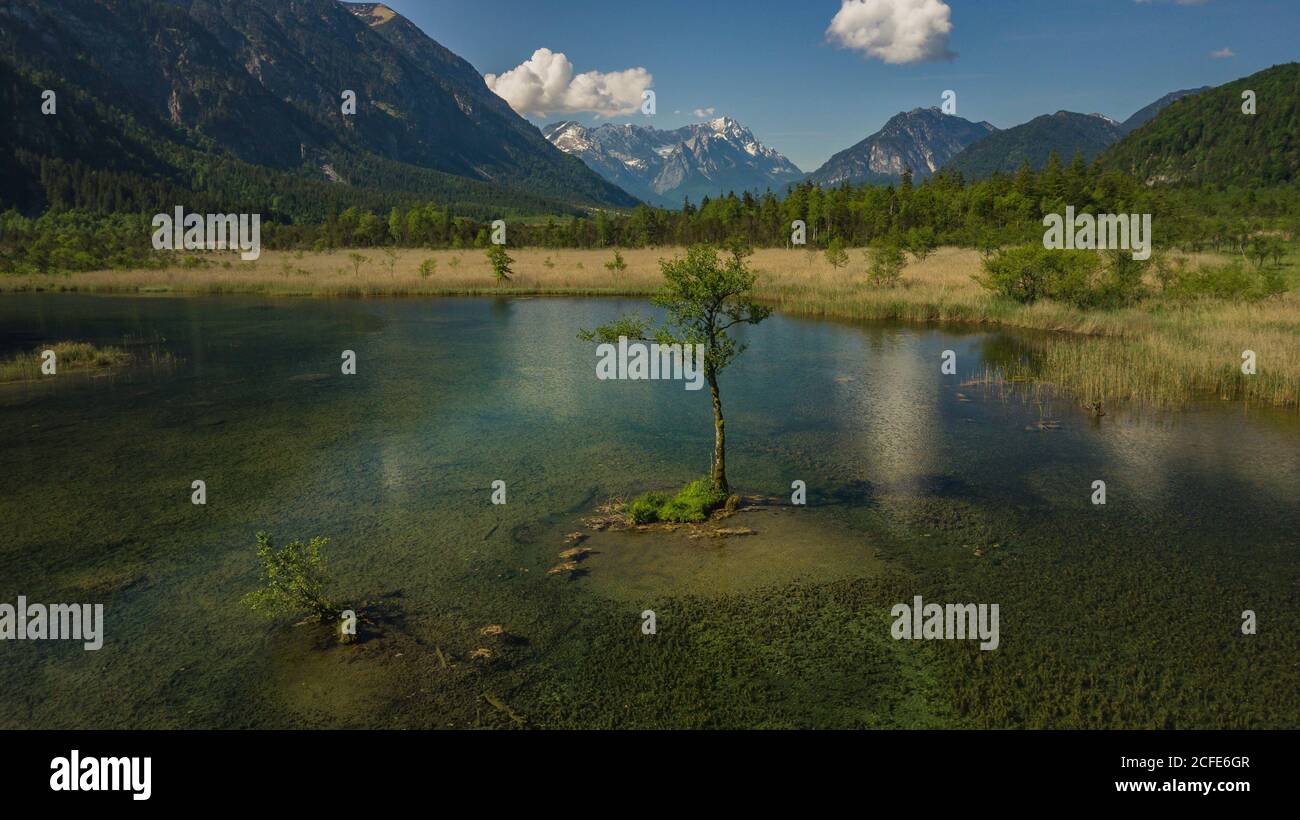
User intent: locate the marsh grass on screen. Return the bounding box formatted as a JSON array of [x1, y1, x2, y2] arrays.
[[0, 341, 130, 383], [4, 246, 1297, 408]]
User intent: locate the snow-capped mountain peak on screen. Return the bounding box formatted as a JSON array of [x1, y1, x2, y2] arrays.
[[542, 118, 802, 207]]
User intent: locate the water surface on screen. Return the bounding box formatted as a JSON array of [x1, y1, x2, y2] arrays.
[[1, 294, 1296, 728]]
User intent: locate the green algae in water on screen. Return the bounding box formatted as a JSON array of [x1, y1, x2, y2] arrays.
[[0, 293, 1296, 729]]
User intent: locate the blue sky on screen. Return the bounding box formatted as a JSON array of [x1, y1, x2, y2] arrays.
[[381, 0, 1299, 171]]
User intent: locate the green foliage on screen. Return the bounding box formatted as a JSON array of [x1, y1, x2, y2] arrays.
[[825, 237, 849, 269], [723, 237, 754, 265], [867, 242, 907, 288], [241, 532, 339, 621], [626, 492, 670, 525], [419, 257, 437, 278], [1101, 63, 1300, 185], [903, 226, 938, 262], [486, 245, 514, 284], [6, 155, 1300, 276], [604, 249, 627, 275], [626, 479, 728, 525], [946, 110, 1121, 180], [580, 245, 771, 378], [976, 244, 1149, 309], [1159, 259, 1288, 301], [579, 245, 771, 493]]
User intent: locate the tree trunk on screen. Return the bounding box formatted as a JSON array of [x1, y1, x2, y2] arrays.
[[708, 371, 728, 495]]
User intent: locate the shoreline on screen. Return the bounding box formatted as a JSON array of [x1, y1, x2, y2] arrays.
[[2, 246, 1297, 409]]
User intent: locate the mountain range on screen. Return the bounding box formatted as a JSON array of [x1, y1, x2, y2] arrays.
[[542, 119, 803, 207], [805, 108, 997, 186], [0, 0, 1294, 221], [0, 0, 636, 218]]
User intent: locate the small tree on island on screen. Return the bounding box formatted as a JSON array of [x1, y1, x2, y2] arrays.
[[579, 245, 771, 494]]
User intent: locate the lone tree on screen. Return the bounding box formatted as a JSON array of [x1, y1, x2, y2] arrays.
[[486, 245, 514, 285], [825, 237, 849, 269], [579, 245, 771, 494]]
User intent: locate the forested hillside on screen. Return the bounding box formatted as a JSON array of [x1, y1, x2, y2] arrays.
[[0, 0, 637, 220], [1100, 63, 1300, 185]]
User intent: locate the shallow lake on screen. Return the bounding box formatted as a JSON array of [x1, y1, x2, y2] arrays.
[[1, 294, 1296, 728]]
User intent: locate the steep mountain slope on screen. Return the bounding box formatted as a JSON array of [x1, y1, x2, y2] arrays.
[[806, 108, 996, 186], [1119, 87, 1212, 135], [1101, 63, 1300, 185], [543, 118, 802, 207], [0, 0, 636, 217], [943, 111, 1122, 179]]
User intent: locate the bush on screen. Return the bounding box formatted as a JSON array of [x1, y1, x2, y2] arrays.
[[241, 532, 339, 621], [486, 245, 513, 284], [976, 244, 1148, 309], [903, 227, 937, 263], [825, 238, 849, 269], [627, 492, 669, 525], [1160, 259, 1287, 301], [867, 242, 906, 287], [660, 478, 729, 523], [626, 478, 728, 525]]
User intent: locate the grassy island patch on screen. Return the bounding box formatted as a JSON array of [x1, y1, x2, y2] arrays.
[[626, 478, 731, 525], [0, 341, 130, 383]]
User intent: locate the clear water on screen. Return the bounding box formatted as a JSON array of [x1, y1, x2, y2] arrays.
[[1, 294, 1296, 728]]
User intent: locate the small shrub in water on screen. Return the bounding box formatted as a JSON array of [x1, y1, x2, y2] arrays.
[[242, 532, 339, 621]]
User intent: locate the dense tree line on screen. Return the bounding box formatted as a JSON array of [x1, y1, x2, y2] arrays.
[[3, 157, 1298, 275]]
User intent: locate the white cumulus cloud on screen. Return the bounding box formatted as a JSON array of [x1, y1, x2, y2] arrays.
[[1209, 47, 1235, 58], [693, 107, 716, 118], [826, 0, 956, 64], [484, 48, 652, 118]]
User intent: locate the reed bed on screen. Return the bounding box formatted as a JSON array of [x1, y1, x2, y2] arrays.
[[0, 341, 130, 382]]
